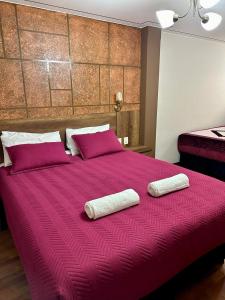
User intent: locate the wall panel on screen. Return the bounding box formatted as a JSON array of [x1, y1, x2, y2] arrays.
[[51, 90, 72, 107], [49, 63, 71, 90], [109, 23, 141, 66], [0, 3, 20, 58], [28, 107, 73, 119], [71, 64, 100, 106], [99, 66, 110, 105], [124, 67, 141, 104], [0, 59, 25, 108], [23, 61, 50, 107], [0, 2, 141, 145], [20, 31, 70, 60], [17, 5, 68, 35], [69, 16, 109, 64]]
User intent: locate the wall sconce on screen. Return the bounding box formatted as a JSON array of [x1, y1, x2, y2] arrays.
[[114, 92, 123, 112]]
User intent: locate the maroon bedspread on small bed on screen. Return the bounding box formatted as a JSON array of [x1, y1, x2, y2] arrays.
[[178, 127, 225, 162], [0, 151, 225, 300]]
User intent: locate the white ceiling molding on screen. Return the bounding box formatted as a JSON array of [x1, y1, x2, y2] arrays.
[[166, 28, 225, 44], [6, 0, 225, 43], [8, 0, 145, 27]]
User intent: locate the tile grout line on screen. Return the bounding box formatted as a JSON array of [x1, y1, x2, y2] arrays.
[[14, 4, 29, 119], [47, 61, 52, 107], [98, 64, 101, 107], [108, 22, 111, 112], [66, 14, 75, 115], [0, 57, 141, 69], [19, 28, 68, 37], [0, 103, 140, 110], [50, 89, 72, 92], [0, 10, 6, 58], [123, 66, 125, 105]]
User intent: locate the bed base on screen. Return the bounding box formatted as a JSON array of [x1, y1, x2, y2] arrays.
[[0, 199, 7, 231], [179, 152, 225, 181], [143, 243, 225, 299]]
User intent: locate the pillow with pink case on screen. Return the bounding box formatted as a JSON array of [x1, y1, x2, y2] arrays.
[[6, 142, 70, 174], [72, 129, 124, 160]]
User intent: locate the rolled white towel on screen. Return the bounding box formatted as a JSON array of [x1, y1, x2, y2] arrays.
[[85, 189, 140, 220], [148, 173, 189, 197]]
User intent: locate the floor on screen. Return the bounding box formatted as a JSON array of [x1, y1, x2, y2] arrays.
[[1, 230, 225, 300], [0, 230, 30, 300]]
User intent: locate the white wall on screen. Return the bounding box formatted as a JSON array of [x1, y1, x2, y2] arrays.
[[155, 31, 225, 163]]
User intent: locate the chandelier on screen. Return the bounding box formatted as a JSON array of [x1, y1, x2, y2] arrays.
[[156, 0, 222, 31]]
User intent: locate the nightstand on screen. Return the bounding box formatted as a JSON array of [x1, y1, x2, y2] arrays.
[[127, 145, 153, 157]]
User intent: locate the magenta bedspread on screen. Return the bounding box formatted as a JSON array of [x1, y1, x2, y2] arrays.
[[0, 151, 225, 300], [178, 127, 225, 162]]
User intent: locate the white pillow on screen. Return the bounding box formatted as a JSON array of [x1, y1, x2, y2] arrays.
[[1, 131, 61, 167], [66, 124, 110, 156]]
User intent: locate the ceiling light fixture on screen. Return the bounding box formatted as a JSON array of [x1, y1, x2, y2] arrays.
[[156, 0, 222, 31]]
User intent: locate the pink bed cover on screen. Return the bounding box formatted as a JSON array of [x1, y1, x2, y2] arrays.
[[0, 151, 225, 300]]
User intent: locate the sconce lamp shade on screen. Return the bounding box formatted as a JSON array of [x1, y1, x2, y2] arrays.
[[116, 92, 123, 102], [114, 92, 123, 112]]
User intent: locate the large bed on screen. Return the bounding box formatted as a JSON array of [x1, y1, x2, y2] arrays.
[[178, 126, 225, 180], [1, 117, 225, 300]]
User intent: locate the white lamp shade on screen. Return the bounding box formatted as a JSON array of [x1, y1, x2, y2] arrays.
[[156, 10, 176, 29], [116, 92, 123, 102], [201, 13, 222, 31], [200, 0, 221, 8]]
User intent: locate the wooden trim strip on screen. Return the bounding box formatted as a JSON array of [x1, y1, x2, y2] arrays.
[[140, 26, 161, 156], [18, 28, 68, 37]]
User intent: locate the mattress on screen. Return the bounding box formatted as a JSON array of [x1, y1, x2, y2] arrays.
[[178, 126, 225, 162], [0, 151, 225, 300]]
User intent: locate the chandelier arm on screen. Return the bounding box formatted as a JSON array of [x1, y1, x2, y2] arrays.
[[197, 9, 204, 19], [196, 3, 208, 21], [178, 0, 193, 19]]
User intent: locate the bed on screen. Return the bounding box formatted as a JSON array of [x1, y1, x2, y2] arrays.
[[1, 117, 225, 300], [178, 126, 225, 180]]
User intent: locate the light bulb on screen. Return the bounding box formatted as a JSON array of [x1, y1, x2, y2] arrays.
[[201, 12, 222, 31], [156, 10, 177, 29]]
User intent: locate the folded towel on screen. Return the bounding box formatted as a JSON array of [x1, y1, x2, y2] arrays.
[[85, 189, 140, 220], [148, 173, 189, 197]]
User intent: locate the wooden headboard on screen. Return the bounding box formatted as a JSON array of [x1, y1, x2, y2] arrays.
[[0, 113, 117, 163]]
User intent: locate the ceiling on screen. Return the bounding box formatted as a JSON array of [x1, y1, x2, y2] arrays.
[[10, 0, 225, 42]]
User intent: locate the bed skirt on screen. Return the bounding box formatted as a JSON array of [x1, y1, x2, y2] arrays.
[[179, 152, 225, 181]]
